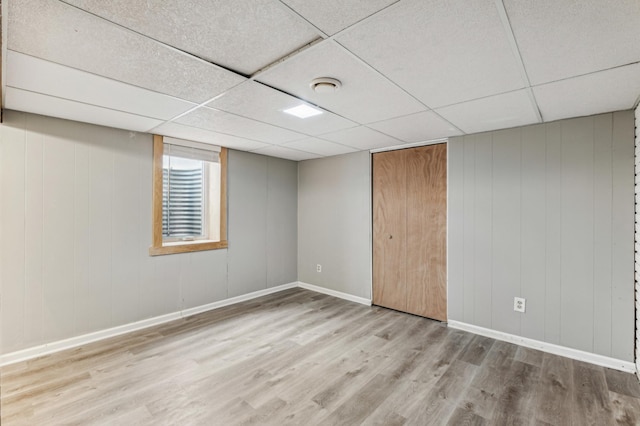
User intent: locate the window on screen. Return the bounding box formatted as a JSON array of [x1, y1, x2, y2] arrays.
[[149, 135, 227, 255]]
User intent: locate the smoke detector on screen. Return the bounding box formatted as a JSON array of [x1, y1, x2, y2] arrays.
[[310, 77, 341, 94]]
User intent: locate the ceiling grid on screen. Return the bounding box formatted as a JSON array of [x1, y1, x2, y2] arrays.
[[2, 0, 639, 160]]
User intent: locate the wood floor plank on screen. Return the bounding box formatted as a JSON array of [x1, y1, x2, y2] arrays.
[[514, 346, 544, 367], [405, 359, 478, 425], [321, 373, 402, 426], [605, 368, 640, 398], [361, 410, 407, 426], [446, 406, 487, 426], [358, 325, 455, 426], [2, 288, 640, 426], [458, 335, 495, 366], [572, 363, 615, 426], [534, 353, 573, 425], [608, 390, 640, 426], [458, 341, 518, 420], [491, 360, 540, 424], [411, 329, 473, 386]]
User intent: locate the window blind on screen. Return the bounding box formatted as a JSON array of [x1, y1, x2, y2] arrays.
[[164, 137, 220, 163], [162, 162, 204, 238], [161, 138, 221, 239]]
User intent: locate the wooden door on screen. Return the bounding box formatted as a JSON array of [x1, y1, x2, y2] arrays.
[[406, 144, 447, 320], [372, 149, 407, 312], [372, 144, 447, 321]]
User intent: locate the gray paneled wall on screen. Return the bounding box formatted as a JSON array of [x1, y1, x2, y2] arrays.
[[298, 151, 371, 299], [0, 110, 297, 355], [635, 103, 639, 375], [449, 111, 635, 361], [228, 150, 298, 297]]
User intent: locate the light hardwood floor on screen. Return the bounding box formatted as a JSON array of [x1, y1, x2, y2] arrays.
[[2, 288, 640, 425]]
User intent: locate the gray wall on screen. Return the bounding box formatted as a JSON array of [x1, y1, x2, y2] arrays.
[[298, 151, 371, 299], [0, 110, 297, 355], [635, 104, 639, 374], [448, 111, 635, 361], [228, 150, 298, 297]]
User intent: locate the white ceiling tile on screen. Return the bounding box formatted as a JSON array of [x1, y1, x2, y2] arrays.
[[336, 0, 525, 108], [533, 63, 640, 122], [435, 90, 539, 134], [174, 106, 305, 145], [208, 81, 357, 135], [6, 51, 196, 121], [368, 111, 462, 142], [5, 87, 163, 132], [7, 0, 636, 140], [504, 0, 640, 85], [256, 40, 426, 124], [281, 0, 398, 35], [153, 122, 270, 152], [251, 145, 321, 161], [8, 0, 245, 103], [63, 0, 320, 75], [282, 137, 358, 157], [320, 126, 402, 150]]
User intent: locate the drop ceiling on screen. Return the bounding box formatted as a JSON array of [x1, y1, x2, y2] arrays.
[[3, 0, 640, 161]]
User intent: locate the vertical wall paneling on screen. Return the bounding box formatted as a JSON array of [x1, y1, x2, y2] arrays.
[[85, 130, 113, 333], [634, 103, 639, 376], [520, 124, 546, 342], [181, 250, 228, 310], [136, 137, 158, 320], [24, 120, 44, 347], [560, 117, 595, 353], [0, 110, 298, 355], [447, 138, 464, 320], [491, 128, 522, 337], [266, 157, 298, 288], [42, 120, 76, 341], [0, 115, 2, 355], [473, 133, 493, 328], [544, 122, 562, 344], [73, 132, 91, 336], [592, 114, 613, 356], [0, 117, 2, 355], [297, 151, 371, 299], [462, 136, 476, 324], [448, 111, 635, 361], [1, 114, 26, 352], [204, 254, 222, 310], [227, 151, 268, 298], [111, 135, 143, 326], [611, 110, 635, 361], [154, 248, 181, 314]]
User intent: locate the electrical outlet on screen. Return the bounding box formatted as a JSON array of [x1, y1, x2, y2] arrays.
[[514, 297, 526, 313], [316, 264, 322, 273]]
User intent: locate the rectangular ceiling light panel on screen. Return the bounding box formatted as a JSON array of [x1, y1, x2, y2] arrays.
[[283, 104, 323, 118]]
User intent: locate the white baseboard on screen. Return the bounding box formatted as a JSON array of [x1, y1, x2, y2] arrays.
[[0, 282, 299, 367], [448, 320, 636, 373], [19, 284, 632, 374], [0, 311, 181, 367], [297, 281, 372, 306], [180, 282, 298, 317]]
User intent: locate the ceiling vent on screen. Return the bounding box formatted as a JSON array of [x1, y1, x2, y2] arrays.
[[310, 77, 342, 94]]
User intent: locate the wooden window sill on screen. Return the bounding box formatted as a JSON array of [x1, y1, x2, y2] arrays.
[[149, 240, 228, 256]]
